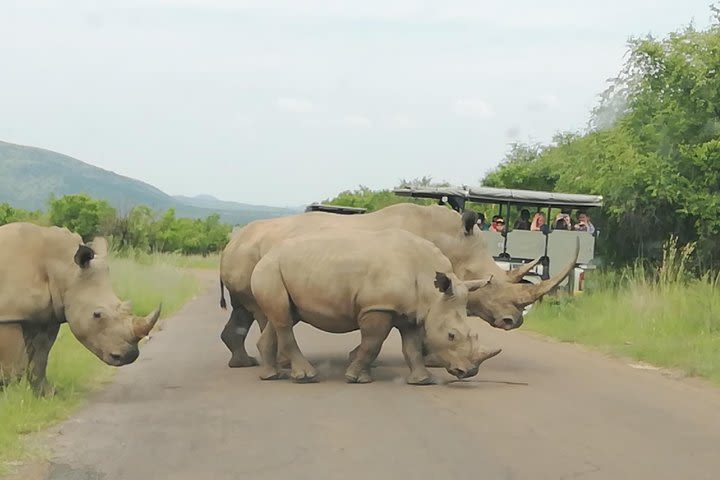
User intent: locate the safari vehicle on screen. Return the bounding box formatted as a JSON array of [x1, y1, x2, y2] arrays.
[[393, 186, 604, 296], [304, 203, 368, 215]]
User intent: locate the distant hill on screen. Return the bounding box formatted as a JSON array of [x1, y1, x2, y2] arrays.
[[0, 140, 302, 225], [172, 194, 301, 215]]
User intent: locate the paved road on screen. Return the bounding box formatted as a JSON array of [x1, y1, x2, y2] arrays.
[[16, 272, 720, 480]]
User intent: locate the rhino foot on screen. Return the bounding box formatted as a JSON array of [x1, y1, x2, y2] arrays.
[[259, 366, 287, 380], [278, 358, 292, 369], [345, 370, 373, 384], [228, 354, 259, 368], [31, 378, 57, 398], [406, 371, 434, 386], [291, 366, 318, 383]]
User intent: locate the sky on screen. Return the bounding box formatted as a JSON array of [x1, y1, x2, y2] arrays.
[[1, 1, 716, 207]]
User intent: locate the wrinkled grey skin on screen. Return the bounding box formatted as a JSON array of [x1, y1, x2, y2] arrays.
[[250, 228, 501, 384], [0, 223, 161, 396], [219, 203, 578, 369]]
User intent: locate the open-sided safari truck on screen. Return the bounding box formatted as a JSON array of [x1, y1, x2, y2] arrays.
[[393, 186, 603, 296]]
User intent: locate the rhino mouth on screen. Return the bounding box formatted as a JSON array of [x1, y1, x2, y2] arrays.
[[105, 347, 140, 366], [493, 317, 521, 330], [447, 367, 476, 379]]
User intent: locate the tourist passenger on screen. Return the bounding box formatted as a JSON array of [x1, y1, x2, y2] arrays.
[[574, 210, 595, 234], [530, 212, 546, 231], [554, 212, 572, 230], [476, 212, 490, 231], [490, 215, 506, 233], [514, 209, 531, 230]]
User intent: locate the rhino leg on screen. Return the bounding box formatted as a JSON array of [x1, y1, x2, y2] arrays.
[[347, 344, 380, 368], [220, 305, 259, 368], [399, 326, 434, 385], [274, 322, 317, 383], [22, 322, 60, 397], [348, 345, 359, 363], [416, 342, 445, 368], [256, 321, 288, 380], [423, 352, 446, 369], [0, 324, 28, 388], [345, 312, 393, 384]]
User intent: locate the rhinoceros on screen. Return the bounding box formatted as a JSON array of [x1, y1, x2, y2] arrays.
[[250, 228, 501, 384], [219, 202, 578, 368], [0, 222, 161, 396]]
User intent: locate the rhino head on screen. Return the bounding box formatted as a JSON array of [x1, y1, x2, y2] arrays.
[[456, 210, 581, 330], [465, 242, 580, 330], [63, 238, 161, 366], [422, 272, 498, 380]]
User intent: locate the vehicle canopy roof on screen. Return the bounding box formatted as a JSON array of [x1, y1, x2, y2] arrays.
[[305, 202, 368, 214], [393, 186, 603, 209]]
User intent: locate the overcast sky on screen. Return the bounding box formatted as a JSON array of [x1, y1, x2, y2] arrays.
[[1, 1, 715, 207]]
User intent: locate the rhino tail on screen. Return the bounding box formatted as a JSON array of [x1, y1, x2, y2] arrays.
[[220, 278, 227, 309]]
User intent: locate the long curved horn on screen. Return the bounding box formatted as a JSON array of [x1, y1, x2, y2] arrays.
[[506, 257, 542, 283], [132, 304, 162, 339], [514, 238, 580, 306]]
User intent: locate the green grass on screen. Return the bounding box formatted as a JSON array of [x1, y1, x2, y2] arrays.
[[111, 247, 219, 270], [108, 257, 202, 316], [526, 237, 720, 384], [0, 257, 200, 474]]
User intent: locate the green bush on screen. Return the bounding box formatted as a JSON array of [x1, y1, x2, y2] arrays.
[[1, 195, 234, 257]]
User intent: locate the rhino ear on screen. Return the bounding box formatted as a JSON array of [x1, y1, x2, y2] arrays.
[[461, 210, 479, 235], [74, 245, 95, 269], [434, 272, 454, 295], [87, 237, 108, 257]]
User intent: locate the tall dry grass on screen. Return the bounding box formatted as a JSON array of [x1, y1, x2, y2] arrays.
[[527, 236, 720, 383]]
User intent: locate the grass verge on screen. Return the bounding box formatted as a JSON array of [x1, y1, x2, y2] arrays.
[[112, 248, 219, 270], [0, 257, 200, 475], [525, 237, 720, 385]]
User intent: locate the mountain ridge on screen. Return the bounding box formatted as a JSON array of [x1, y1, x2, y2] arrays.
[[0, 140, 302, 225]]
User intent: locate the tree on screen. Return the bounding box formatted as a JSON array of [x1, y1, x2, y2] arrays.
[[481, 8, 720, 267], [48, 194, 116, 241], [0, 203, 45, 226]]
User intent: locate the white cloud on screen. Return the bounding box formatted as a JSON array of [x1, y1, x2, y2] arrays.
[[453, 98, 494, 119], [273, 97, 317, 113], [341, 115, 372, 128], [99, 0, 659, 29]]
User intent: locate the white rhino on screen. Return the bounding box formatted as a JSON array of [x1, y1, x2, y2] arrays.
[[250, 228, 500, 384], [219, 202, 578, 368], [0, 222, 161, 396]]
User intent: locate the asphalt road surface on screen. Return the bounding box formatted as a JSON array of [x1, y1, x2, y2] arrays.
[[14, 272, 720, 480]]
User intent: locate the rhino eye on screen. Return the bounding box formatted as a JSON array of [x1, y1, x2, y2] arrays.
[[93, 311, 102, 319], [448, 332, 455, 341]]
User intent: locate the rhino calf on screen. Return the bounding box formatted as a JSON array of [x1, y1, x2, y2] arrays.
[[0, 222, 161, 396], [250, 228, 501, 384]]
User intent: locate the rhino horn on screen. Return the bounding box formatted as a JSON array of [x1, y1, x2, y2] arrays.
[[506, 257, 541, 283], [132, 304, 162, 339], [514, 237, 580, 306]]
